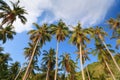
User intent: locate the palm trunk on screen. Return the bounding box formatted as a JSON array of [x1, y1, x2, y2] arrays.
[[46, 68, 49, 80], [104, 59, 116, 80], [86, 66, 91, 80], [0, 23, 4, 29], [102, 40, 120, 72], [83, 58, 90, 80], [79, 44, 85, 80], [54, 41, 59, 80], [22, 39, 39, 80], [66, 71, 68, 80], [14, 67, 22, 80]]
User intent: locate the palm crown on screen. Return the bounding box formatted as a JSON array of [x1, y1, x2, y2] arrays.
[[0, 0, 27, 27]]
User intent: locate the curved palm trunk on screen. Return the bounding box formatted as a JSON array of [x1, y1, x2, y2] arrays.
[[104, 59, 116, 80], [102, 40, 120, 72], [54, 42, 59, 80], [79, 44, 85, 80], [22, 39, 39, 80], [14, 67, 22, 80], [46, 68, 49, 80], [86, 66, 91, 80]]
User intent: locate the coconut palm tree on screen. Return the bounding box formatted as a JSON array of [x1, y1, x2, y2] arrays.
[[50, 19, 69, 80], [8, 62, 20, 80], [108, 16, 120, 30], [24, 42, 40, 61], [0, 0, 27, 28], [69, 59, 77, 80], [76, 48, 91, 80], [59, 53, 71, 79], [59, 53, 77, 80], [28, 60, 40, 80], [92, 39, 116, 80], [93, 26, 120, 72], [40, 63, 55, 80], [108, 16, 120, 48], [22, 42, 40, 79], [14, 65, 23, 80], [0, 25, 16, 43], [22, 23, 51, 80], [42, 48, 56, 80], [69, 23, 91, 80], [0, 47, 12, 79]]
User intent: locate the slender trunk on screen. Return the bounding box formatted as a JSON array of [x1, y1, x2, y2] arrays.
[[102, 40, 120, 72], [14, 67, 22, 80], [79, 44, 85, 80], [46, 68, 49, 80], [22, 39, 39, 80], [86, 66, 91, 80], [83, 58, 90, 80], [54, 42, 59, 80], [65, 71, 68, 80], [104, 59, 116, 80], [0, 23, 4, 29]]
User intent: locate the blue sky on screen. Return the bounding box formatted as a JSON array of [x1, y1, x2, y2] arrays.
[[1, 0, 120, 67]]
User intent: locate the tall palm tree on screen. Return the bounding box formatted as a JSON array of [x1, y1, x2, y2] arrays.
[[27, 60, 40, 80], [14, 65, 23, 80], [0, 47, 12, 79], [108, 16, 120, 30], [0, 0, 27, 28], [93, 26, 120, 72], [42, 48, 56, 80], [0, 25, 16, 43], [24, 42, 40, 61], [23, 42, 40, 79], [69, 59, 77, 80], [8, 62, 20, 80], [50, 19, 69, 80], [108, 16, 120, 48], [76, 48, 91, 80], [22, 23, 51, 80], [59, 53, 71, 79], [92, 39, 116, 80], [59, 53, 77, 80], [69, 23, 91, 80]]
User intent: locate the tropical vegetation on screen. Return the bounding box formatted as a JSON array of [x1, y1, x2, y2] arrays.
[[0, 0, 120, 80]]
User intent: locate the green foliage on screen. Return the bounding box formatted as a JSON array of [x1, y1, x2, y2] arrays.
[[0, 0, 27, 27], [0, 25, 16, 43], [0, 1, 120, 80]]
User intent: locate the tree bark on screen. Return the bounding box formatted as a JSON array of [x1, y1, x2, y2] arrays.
[[46, 68, 49, 80], [14, 67, 22, 80], [104, 59, 116, 80], [79, 44, 85, 80], [102, 40, 120, 72], [0, 23, 4, 29], [86, 66, 91, 80], [22, 39, 39, 80], [54, 42, 59, 80]]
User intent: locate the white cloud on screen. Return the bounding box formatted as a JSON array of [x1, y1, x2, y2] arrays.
[[5, 0, 115, 33]]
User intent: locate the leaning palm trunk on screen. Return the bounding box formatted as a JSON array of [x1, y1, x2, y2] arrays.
[[86, 66, 91, 80], [22, 39, 39, 80], [79, 44, 85, 80], [84, 58, 91, 80], [54, 42, 59, 80], [101, 39, 120, 72], [46, 68, 49, 80], [0, 23, 4, 29], [14, 67, 22, 80], [104, 58, 116, 80]]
